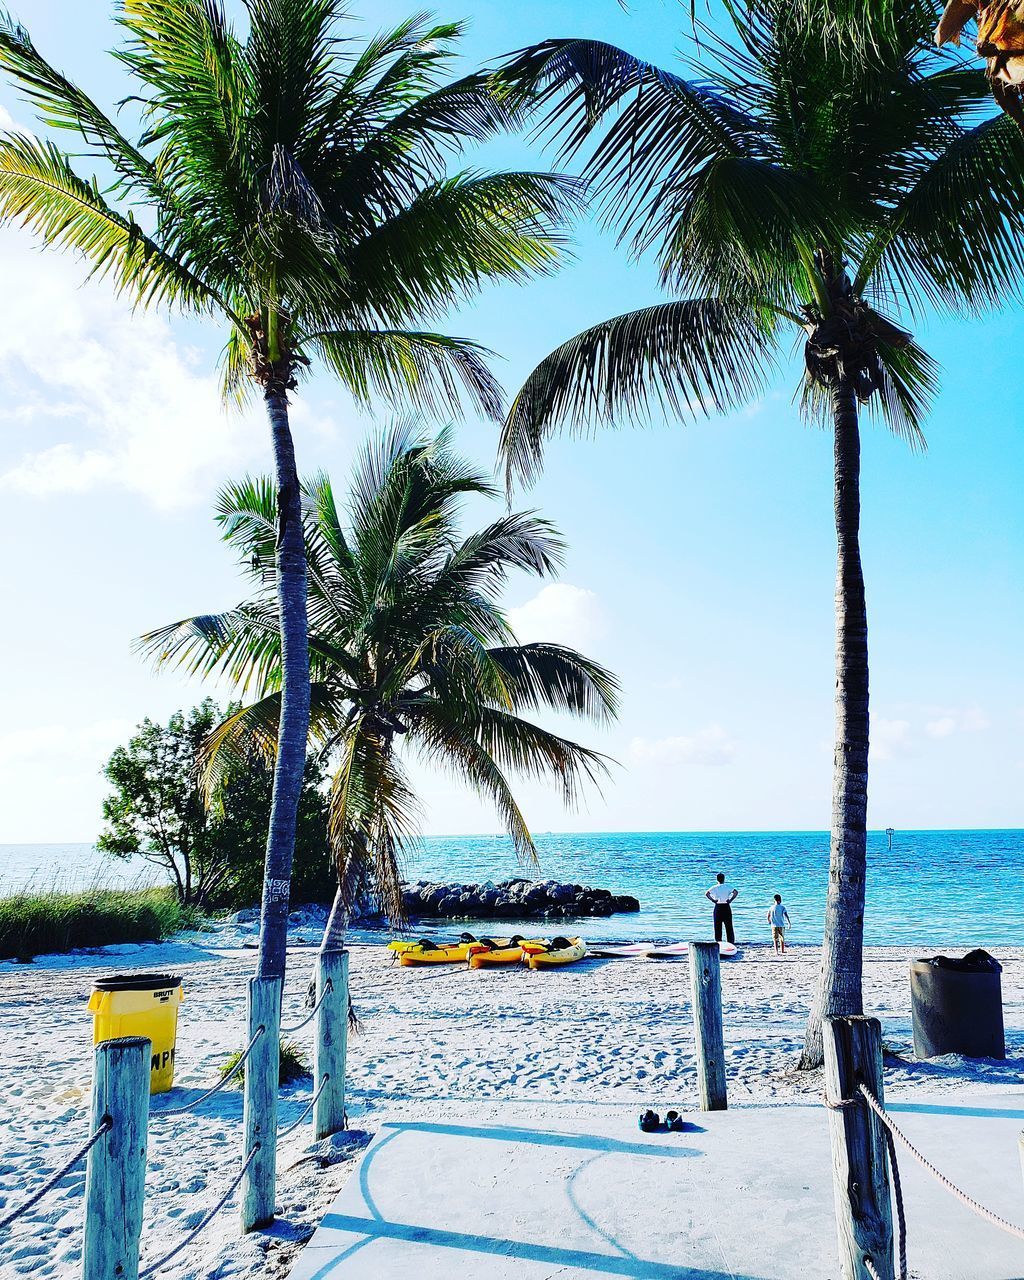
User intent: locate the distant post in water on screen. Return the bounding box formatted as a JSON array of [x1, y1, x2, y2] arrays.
[[241, 975, 282, 1232], [83, 1036, 149, 1280], [688, 941, 727, 1111], [315, 949, 349, 1139], [823, 1016, 894, 1280]]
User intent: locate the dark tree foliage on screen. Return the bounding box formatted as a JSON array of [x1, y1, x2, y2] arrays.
[[98, 700, 331, 909]]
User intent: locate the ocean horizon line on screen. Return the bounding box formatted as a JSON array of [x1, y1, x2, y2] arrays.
[[4, 824, 1024, 847]]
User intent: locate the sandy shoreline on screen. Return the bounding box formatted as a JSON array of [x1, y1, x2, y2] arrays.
[[1, 929, 1021, 1278]]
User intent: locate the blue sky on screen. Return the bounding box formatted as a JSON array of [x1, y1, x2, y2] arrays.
[[0, 0, 1022, 844]]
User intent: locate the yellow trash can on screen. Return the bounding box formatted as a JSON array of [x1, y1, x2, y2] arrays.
[[88, 972, 184, 1094]]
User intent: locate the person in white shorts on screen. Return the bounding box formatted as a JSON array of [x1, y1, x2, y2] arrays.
[[767, 894, 791, 954]]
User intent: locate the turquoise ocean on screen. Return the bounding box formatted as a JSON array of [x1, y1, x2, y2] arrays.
[[1, 830, 1021, 948]]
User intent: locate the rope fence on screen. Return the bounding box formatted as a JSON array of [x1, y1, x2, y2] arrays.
[[281, 979, 332, 1035], [149, 1026, 266, 1119], [0, 1118, 111, 1231], [824, 1015, 1024, 1280], [0, 947, 350, 1280], [278, 1075, 330, 1138], [138, 1145, 261, 1279], [858, 1081, 1024, 1243]]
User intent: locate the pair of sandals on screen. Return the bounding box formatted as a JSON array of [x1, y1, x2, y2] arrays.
[[639, 1109, 687, 1133]]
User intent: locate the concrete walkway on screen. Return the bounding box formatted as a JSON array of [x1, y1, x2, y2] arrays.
[[290, 1095, 1024, 1280]]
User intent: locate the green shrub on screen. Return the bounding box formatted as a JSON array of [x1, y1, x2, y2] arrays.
[[0, 886, 190, 961], [219, 1038, 311, 1087]]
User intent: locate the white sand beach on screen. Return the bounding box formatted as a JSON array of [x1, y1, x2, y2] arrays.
[[1, 926, 1021, 1279]]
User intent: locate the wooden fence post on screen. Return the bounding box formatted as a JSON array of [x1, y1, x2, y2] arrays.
[[241, 976, 282, 1233], [823, 1016, 895, 1280], [83, 1036, 149, 1280], [688, 942, 727, 1111], [314, 949, 348, 1140]]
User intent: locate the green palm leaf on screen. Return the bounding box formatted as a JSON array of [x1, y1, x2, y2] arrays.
[[501, 299, 779, 486]]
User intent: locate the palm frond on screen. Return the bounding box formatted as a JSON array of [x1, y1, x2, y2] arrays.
[[342, 171, 583, 326], [488, 643, 619, 722], [501, 299, 780, 487], [859, 112, 1024, 315], [0, 131, 231, 316], [306, 328, 505, 422]]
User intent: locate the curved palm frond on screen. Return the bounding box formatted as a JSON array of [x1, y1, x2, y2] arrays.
[[487, 643, 620, 722], [306, 328, 505, 422], [0, 131, 233, 316], [857, 112, 1024, 314], [501, 299, 780, 487], [342, 171, 584, 325]]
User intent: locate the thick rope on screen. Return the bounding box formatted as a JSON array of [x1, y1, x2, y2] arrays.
[[0, 1118, 112, 1231], [277, 1075, 329, 1138], [823, 1091, 905, 1280], [858, 1083, 1024, 1243], [137, 1145, 259, 1277], [882, 1125, 908, 1280], [281, 980, 332, 1036], [149, 1027, 265, 1119]]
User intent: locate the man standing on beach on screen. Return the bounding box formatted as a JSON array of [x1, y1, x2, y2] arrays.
[[705, 872, 738, 944]]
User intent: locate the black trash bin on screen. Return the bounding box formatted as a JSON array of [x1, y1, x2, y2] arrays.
[[909, 950, 1005, 1060]]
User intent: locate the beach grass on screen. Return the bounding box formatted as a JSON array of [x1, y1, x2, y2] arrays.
[[220, 1038, 311, 1087], [0, 885, 198, 961]]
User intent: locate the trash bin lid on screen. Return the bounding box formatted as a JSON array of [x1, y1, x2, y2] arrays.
[[915, 949, 1001, 973], [92, 972, 182, 992]]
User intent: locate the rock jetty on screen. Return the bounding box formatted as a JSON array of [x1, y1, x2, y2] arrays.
[[401, 878, 640, 921]]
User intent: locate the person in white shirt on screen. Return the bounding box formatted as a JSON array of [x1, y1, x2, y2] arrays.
[[766, 894, 791, 954], [705, 872, 738, 944]]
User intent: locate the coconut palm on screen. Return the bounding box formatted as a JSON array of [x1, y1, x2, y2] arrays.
[[139, 423, 618, 949], [496, 0, 1024, 1065], [0, 2, 579, 979]]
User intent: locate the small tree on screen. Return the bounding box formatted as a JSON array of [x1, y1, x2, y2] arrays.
[[99, 700, 334, 908], [99, 700, 223, 906]]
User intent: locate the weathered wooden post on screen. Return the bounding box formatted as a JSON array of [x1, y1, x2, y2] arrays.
[[688, 941, 727, 1111], [823, 1016, 895, 1280], [314, 949, 348, 1140], [241, 976, 282, 1232], [83, 1036, 149, 1280]]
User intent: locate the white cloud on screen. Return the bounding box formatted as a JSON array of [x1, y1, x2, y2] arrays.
[[872, 718, 912, 761], [507, 583, 604, 649], [0, 719, 133, 768], [925, 705, 991, 738], [0, 232, 272, 510], [629, 725, 736, 767], [925, 716, 956, 740]]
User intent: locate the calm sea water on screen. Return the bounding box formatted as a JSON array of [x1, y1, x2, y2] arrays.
[[2, 830, 1021, 947]]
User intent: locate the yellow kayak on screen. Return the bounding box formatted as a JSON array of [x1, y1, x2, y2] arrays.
[[399, 940, 475, 965], [467, 936, 542, 968], [389, 933, 479, 956], [522, 937, 587, 969]]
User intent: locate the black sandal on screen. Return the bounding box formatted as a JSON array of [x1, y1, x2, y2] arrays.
[[639, 1109, 661, 1132]]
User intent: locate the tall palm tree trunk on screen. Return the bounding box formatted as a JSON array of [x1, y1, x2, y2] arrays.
[[801, 377, 870, 1069], [256, 386, 311, 981], [321, 885, 348, 952]]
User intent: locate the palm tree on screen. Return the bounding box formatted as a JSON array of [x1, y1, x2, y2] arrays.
[[139, 423, 618, 950], [0, 2, 579, 980], [496, 0, 1024, 1066]]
